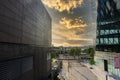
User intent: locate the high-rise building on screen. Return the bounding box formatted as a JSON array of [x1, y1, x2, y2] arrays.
[[0, 0, 51, 80], [96, 0, 120, 79]]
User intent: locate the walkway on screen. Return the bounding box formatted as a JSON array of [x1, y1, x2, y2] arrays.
[[60, 60, 98, 80], [82, 62, 116, 80]]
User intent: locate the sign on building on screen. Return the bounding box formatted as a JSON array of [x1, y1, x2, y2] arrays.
[[114, 56, 120, 69]]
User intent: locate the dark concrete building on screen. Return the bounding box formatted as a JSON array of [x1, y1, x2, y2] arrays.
[[95, 0, 120, 79], [0, 0, 51, 80]]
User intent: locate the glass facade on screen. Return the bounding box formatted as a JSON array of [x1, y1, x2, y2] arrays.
[[96, 0, 120, 52], [97, 37, 119, 45], [96, 0, 120, 79]]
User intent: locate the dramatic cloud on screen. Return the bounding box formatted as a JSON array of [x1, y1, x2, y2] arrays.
[[42, 0, 97, 47], [42, 0, 83, 13], [59, 17, 87, 29], [52, 23, 93, 47]]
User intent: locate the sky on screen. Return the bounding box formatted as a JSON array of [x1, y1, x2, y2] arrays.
[[42, 0, 97, 47]]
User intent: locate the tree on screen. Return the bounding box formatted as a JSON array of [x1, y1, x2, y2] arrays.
[[51, 52, 59, 59], [89, 48, 95, 58], [89, 58, 95, 65], [74, 48, 81, 59], [82, 48, 89, 54], [81, 48, 95, 65], [68, 48, 75, 59], [89, 48, 95, 65], [68, 49, 74, 56], [68, 48, 81, 59], [82, 48, 95, 57]]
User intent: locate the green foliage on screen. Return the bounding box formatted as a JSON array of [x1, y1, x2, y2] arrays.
[[82, 48, 95, 56], [89, 48, 95, 65], [68, 48, 81, 59], [51, 52, 59, 58], [89, 58, 95, 65], [68, 49, 74, 56], [82, 48, 95, 65], [74, 48, 81, 56], [82, 48, 89, 54], [53, 70, 59, 80], [89, 48, 95, 57], [68, 48, 81, 56]]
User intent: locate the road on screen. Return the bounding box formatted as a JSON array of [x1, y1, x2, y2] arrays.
[[60, 60, 98, 80]]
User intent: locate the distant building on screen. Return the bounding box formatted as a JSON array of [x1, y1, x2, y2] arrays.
[[0, 0, 51, 80], [96, 0, 120, 78], [54, 46, 84, 54]]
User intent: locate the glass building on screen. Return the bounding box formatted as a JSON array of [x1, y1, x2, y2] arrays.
[[96, 0, 120, 52], [96, 0, 120, 79]]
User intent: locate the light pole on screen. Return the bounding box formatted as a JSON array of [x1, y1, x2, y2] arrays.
[[68, 60, 69, 72], [67, 54, 70, 80]]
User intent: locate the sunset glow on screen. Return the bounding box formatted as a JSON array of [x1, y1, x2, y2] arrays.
[[42, 0, 83, 13], [59, 17, 87, 29], [42, 0, 97, 47]]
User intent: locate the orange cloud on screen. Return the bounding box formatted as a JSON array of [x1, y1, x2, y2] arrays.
[[42, 0, 83, 13], [59, 17, 87, 29], [52, 22, 91, 47], [53, 42, 84, 47], [52, 38, 92, 47]]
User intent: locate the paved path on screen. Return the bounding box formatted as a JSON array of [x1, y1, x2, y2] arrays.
[[60, 60, 98, 80], [83, 62, 116, 80]]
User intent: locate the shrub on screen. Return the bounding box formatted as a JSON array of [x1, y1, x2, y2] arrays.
[[89, 58, 95, 65]]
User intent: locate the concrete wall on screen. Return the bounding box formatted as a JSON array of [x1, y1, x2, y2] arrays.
[[95, 51, 120, 78], [0, 0, 51, 80], [0, 0, 51, 46]]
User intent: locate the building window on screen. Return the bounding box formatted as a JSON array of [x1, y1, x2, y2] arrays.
[[109, 38, 113, 44], [100, 38, 103, 44], [100, 30, 104, 35], [104, 30, 109, 35], [113, 38, 119, 44], [97, 30, 99, 36], [104, 38, 108, 44], [96, 39, 99, 44], [110, 30, 118, 34]]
